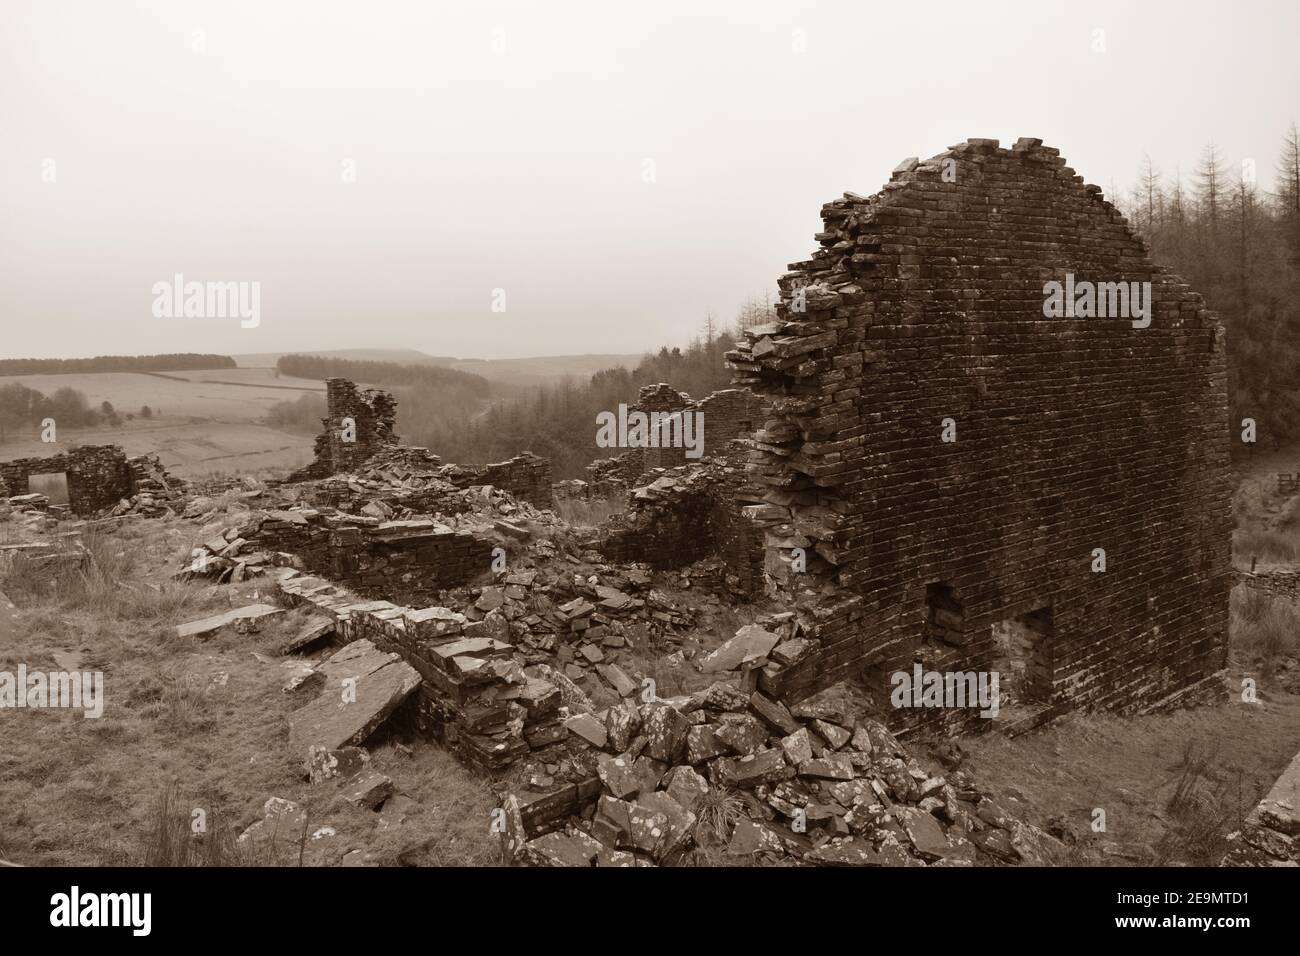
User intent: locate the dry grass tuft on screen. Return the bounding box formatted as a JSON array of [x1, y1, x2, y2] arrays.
[[1230, 584, 1300, 668], [693, 787, 747, 847], [139, 785, 261, 866], [1154, 741, 1256, 865]]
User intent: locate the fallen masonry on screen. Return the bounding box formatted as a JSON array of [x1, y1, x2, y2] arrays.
[[288, 639, 422, 759], [1, 445, 184, 518], [287, 377, 552, 507], [499, 681, 1065, 867]]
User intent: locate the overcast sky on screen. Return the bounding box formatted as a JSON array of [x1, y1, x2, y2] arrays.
[[2, 0, 1297, 361]]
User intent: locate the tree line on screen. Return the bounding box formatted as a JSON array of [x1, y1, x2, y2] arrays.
[[398, 302, 774, 477], [1116, 124, 1300, 449], [275, 354, 491, 397], [0, 353, 234, 376], [0, 384, 153, 443]]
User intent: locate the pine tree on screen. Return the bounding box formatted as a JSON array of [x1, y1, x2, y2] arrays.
[[1139, 154, 1162, 234], [1194, 142, 1227, 234]]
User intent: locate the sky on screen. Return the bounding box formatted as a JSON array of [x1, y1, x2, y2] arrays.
[[2, 0, 1297, 361]]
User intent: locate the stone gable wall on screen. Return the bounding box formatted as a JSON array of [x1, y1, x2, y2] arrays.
[[728, 137, 1231, 733]]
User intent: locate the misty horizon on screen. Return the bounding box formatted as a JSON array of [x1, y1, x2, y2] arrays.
[[4, 0, 1299, 362]]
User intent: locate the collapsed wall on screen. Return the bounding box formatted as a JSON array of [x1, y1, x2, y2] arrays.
[[441, 452, 553, 509], [1222, 747, 1300, 865], [287, 379, 553, 506], [1, 444, 137, 516], [289, 378, 399, 481], [226, 509, 492, 605], [598, 456, 766, 598], [587, 384, 770, 596], [728, 137, 1231, 734], [581, 383, 770, 491]]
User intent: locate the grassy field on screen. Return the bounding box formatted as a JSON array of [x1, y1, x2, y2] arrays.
[[0, 515, 498, 867], [0, 418, 313, 478], [0, 370, 325, 419], [960, 671, 1300, 865], [0, 369, 324, 477]]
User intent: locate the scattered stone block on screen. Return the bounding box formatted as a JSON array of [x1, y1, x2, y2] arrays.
[[176, 603, 283, 639]]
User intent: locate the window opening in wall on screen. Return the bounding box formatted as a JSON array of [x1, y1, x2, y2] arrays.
[[28, 472, 70, 506]]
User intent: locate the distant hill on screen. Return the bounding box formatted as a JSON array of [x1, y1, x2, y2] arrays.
[[447, 354, 643, 387], [0, 353, 236, 375], [234, 348, 643, 388], [232, 348, 454, 368]]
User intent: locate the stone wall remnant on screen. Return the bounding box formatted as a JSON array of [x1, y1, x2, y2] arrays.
[[222, 509, 494, 605], [289, 377, 399, 481], [598, 455, 766, 598], [590, 384, 769, 483], [0, 445, 136, 517], [286, 378, 553, 506]]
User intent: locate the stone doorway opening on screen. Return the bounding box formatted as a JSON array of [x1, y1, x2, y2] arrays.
[[29, 472, 70, 507], [991, 606, 1054, 729]]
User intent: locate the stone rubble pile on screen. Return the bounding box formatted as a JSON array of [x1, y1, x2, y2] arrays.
[[504, 680, 1063, 867], [104, 453, 189, 518], [3, 493, 56, 533], [275, 551, 703, 775]]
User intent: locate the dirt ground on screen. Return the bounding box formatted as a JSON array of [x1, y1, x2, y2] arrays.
[[959, 676, 1300, 864]]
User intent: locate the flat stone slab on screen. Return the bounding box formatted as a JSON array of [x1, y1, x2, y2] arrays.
[[316, 639, 403, 683], [341, 771, 394, 810], [282, 616, 335, 654], [176, 603, 283, 639], [290, 649, 421, 758], [564, 713, 608, 748], [700, 624, 780, 672]]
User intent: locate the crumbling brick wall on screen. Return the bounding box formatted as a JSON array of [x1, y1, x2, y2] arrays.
[[729, 138, 1231, 733], [599, 451, 766, 597], [583, 384, 770, 494], [288, 378, 399, 481], [0, 444, 135, 516]]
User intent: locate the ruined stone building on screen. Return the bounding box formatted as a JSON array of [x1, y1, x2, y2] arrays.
[[728, 137, 1231, 733], [288, 378, 400, 481], [0, 445, 165, 516], [287, 376, 552, 507], [588, 383, 772, 596]]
